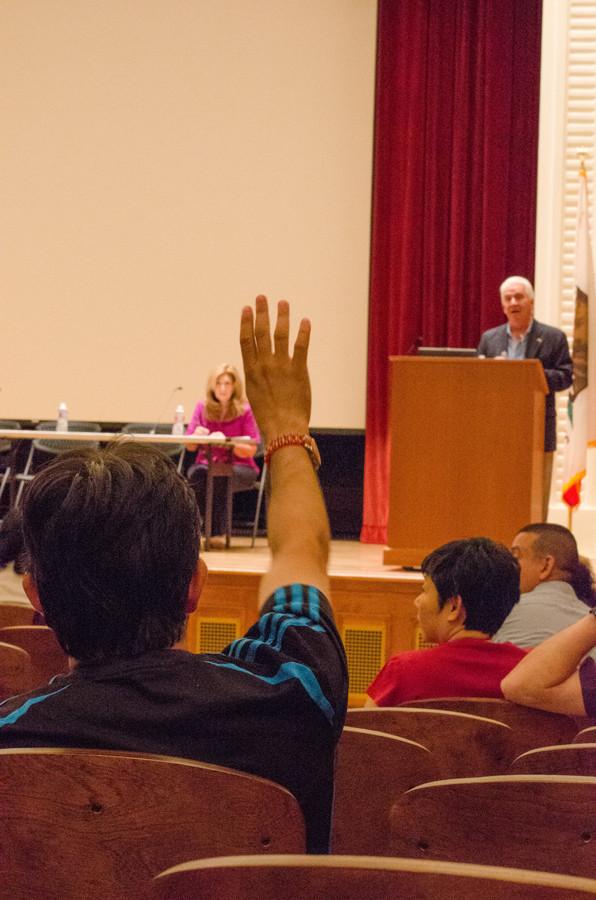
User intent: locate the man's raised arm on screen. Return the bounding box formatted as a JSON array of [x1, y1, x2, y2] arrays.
[[240, 296, 330, 605], [501, 614, 596, 716]]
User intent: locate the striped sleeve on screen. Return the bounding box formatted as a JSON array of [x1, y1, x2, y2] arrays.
[[209, 584, 347, 730]]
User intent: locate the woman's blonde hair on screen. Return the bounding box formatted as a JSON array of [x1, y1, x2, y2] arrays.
[[205, 363, 246, 421]]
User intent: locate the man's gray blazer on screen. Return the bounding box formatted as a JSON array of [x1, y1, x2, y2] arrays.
[[477, 320, 572, 451]]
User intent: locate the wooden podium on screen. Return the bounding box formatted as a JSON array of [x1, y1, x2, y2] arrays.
[[383, 357, 548, 567]]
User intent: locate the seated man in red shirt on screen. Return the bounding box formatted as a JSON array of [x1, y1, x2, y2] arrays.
[[367, 537, 526, 706]]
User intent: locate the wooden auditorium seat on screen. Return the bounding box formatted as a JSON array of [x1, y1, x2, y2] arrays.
[[345, 707, 515, 777], [332, 726, 437, 855], [0, 601, 35, 630], [390, 774, 596, 878], [147, 854, 596, 899], [575, 726, 596, 744], [510, 744, 596, 776], [0, 640, 31, 698], [0, 748, 305, 900], [398, 697, 579, 755], [0, 625, 69, 687]]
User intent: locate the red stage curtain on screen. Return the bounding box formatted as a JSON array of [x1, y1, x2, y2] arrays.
[[361, 0, 542, 544]]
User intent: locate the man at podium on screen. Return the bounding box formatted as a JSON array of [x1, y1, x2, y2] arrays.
[[478, 276, 572, 519]]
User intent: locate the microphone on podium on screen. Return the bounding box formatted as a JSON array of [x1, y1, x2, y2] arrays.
[[407, 337, 423, 355], [150, 386, 183, 434]]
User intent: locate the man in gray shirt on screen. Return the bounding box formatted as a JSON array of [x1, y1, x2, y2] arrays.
[[494, 523, 595, 656]]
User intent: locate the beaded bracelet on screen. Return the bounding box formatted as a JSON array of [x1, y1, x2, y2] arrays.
[[264, 433, 321, 470]]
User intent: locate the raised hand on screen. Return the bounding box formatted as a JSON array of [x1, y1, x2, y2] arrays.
[[239, 295, 312, 444]]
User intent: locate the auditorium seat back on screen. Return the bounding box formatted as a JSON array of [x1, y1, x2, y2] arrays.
[[147, 853, 596, 899], [332, 725, 436, 854], [346, 706, 515, 777], [398, 696, 579, 755], [511, 743, 596, 777], [0, 640, 31, 698], [390, 774, 596, 878], [0, 625, 69, 688], [0, 747, 305, 900]]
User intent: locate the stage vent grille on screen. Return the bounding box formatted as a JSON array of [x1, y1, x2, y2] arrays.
[[342, 624, 385, 694], [196, 618, 240, 654]]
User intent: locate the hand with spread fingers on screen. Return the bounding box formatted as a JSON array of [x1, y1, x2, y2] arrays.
[[240, 295, 312, 444], [240, 294, 330, 604]]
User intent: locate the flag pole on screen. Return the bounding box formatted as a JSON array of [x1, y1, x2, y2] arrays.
[[562, 150, 592, 525], [569, 152, 584, 535]]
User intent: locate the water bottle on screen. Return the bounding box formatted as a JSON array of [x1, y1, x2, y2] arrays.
[[56, 402, 68, 432], [172, 404, 185, 436]]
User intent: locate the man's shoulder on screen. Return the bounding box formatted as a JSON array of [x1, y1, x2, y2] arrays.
[[242, 583, 345, 673], [532, 320, 567, 342], [480, 323, 506, 340], [525, 580, 588, 613], [478, 323, 506, 350], [523, 580, 576, 599]]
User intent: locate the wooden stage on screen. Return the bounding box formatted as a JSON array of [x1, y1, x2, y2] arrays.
[[185, 538, 423, 707]]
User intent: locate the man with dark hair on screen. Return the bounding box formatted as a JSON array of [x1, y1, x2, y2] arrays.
[[493, 523, 596, 654], [0, 297, 348, 854], [21, 443, 200, 657], [366, 537, 526, 706]]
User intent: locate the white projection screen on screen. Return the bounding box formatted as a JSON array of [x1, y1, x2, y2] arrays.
[[0, 1, 376, 429]]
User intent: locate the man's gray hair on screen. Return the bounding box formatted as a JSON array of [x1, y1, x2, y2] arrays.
[[499, 275, 534, 300]]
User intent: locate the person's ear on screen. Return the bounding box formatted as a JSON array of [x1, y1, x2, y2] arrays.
[[446, 594, 465, 623], [539, 554, 556, 582], [22, 573, 44, 613], [186, 558, 208, 613]]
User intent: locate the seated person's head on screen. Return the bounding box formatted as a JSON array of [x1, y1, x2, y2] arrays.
[[512, 523, 595, 606], [206, 363, 245, 417], [0, 508, 28, 575], [22, 442, 203, 662], [417, 537, 520, 643]]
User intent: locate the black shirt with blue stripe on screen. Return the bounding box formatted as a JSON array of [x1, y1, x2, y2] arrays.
[[0, 584, 348, 853]]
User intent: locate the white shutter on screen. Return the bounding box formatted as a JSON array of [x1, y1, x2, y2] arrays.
[[537, 0, 596, 538]]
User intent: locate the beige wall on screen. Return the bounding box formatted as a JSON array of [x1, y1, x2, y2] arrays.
[[0, 0, 376, 428]]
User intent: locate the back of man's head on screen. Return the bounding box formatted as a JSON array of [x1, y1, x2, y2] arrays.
[[23, 441, 200, 661], [517, 523, 595, 606], [421, 537, 520, 635]]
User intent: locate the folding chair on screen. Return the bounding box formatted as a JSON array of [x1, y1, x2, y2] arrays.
[[14, 421, 102, 506], [121, 423, 184, 472], [250, 458, 268, 547], [0, 420, 21, 508]]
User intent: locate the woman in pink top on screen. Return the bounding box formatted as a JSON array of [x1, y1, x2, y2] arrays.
[[186, 364, 260, 546]]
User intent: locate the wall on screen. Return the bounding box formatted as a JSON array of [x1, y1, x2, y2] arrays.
[[0, 0, 376, 429]]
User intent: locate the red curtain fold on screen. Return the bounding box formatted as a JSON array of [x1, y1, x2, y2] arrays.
[[362, 0, 542, 544]]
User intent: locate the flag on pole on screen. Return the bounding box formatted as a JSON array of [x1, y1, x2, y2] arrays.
[[562, 161, 595, 509]]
